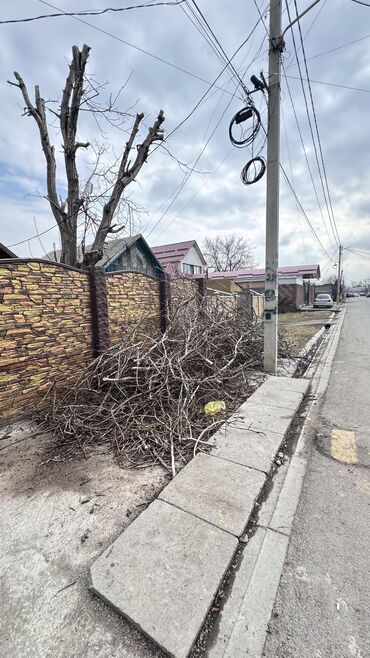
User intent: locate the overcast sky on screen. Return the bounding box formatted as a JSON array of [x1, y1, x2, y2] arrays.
[[0, 0, 369, 282]]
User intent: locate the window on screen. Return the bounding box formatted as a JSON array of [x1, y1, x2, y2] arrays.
[[182, 263, 202, 274]]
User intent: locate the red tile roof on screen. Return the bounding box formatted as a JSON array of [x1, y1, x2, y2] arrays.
[[151, 240, 197, 266], [209, 264, 320, 280]]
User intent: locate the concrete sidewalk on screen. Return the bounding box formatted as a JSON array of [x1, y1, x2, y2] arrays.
[[90, 376, 309, 658]]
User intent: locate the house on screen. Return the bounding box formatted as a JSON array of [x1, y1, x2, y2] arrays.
[[100, 235, 162, 276], [47, 234, 163, 277], [151, 240, 207, 276], [208, 264, 321, 310], [0, 243, 17, 259]]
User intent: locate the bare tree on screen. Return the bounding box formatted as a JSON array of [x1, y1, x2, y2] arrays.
[[9, 44, 164, 268], [203, 234, 256, 272]]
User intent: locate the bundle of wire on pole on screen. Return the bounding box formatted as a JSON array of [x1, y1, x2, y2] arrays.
[[228, 74, 267, 185]]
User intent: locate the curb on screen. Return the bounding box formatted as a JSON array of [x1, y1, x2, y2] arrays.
[[207, 306, 346, 658]]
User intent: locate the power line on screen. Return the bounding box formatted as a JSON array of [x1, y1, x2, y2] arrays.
[[145, 86, 236, 240], [350, 0, 370, 7], [283, 2, 338, 248], [285, 0, 328, 66], [287, 33, 370, 68], [0, 1, 185, 24], [284, 74, 370, 94], [283, 0, 340, 249], [282, 64, 337, 251], [144, 17, 269, 240], [345, 248, 370, 260], [280, 164, 335, 262], [281, 100, 308, 260], [36, 0, 239, 98], [182, 0, 250, 96], [292, 0, 341, 245]]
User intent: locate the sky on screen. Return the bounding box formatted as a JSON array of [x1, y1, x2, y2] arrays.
[[0, 0, 370, 283]]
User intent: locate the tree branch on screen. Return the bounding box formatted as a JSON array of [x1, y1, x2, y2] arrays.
[[10, 72, 64, 231], [84, 108, 165, 268]]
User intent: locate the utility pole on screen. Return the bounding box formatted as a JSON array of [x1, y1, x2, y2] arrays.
[[264, 0, 283, 373], [336, 244, 342, 303]]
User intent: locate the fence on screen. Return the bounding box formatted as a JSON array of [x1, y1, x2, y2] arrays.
[[0, 259, 204, 420]]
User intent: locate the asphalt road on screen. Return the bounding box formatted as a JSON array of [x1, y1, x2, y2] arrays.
[[264, 298, 370, 658]]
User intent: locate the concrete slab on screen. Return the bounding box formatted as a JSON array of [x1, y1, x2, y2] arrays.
[[257, 459, 290, 528], [159, 453, 265, 537], [210, 425, 284, 474], [235, 401, 294, 436], [90, 499, 238, 658], [265, 375, 310, 395], [208, 529, 267, 658], [209, 528, 289, 658], [248, 385, 304, 413], [268, 455, 307, 536]]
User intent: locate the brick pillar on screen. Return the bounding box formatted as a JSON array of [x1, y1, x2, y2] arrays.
[[89, 268, 110, 356], [159, 272, 171, 333]]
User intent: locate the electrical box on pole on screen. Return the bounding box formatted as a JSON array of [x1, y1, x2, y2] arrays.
[[264, 0, 283, 373]]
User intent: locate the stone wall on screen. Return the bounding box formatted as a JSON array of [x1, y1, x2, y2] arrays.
[[0, 262, 204, 421], [106, 271, 161, 342], [0, 261, 93, 420]]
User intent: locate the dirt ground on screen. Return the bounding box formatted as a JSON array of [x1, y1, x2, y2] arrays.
[[0, 420, 169, 658]]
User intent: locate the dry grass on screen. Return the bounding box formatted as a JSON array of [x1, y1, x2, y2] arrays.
[[284, 323, 322, 350], [279, 310, 332, 324]]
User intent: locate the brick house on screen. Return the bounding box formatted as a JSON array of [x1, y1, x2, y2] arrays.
[[208, 264, 320, 310], [151, 240, 207, 276]]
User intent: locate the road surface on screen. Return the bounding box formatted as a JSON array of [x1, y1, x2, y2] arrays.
[[264, 298, 370, 658]]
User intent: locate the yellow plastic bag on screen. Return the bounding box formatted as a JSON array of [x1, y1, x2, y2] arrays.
[[204, 400, 226, 416]]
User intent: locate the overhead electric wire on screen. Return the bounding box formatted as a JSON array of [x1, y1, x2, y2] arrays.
[[284, 0, 340, 249], [280, 164, 336, 262], [292, 0, 341, 246], [345, 248, 370, 260], [281, 101, 308, 260], [284, 74, 370, 94], [181, 0, 250, 96], [143, 16, 270, 238], [0, 1, 186, 24], [36, 0, 239, 98], [350, 0, 370, 7], [145, 86, 237, 240], [285, 0, 328, 66], [287, 32, 370, 68], [282, 63, 337, 251]]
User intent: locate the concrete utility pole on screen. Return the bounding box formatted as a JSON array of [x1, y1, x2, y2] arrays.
[[264, 0, 283, 373], [336, 244, 342, 303]]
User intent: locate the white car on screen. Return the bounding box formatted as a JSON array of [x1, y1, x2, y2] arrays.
[[314, 293, 333, 308]]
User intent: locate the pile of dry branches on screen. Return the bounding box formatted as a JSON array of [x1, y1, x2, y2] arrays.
[[43, 299, 293, 475]]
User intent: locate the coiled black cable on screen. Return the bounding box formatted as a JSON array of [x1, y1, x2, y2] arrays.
[[229, 104, 261, 148], [241, 156, 266, 185]]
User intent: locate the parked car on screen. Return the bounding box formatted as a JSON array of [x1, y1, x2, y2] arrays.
[[314, 293, 334, 308], [360, 292, 366, 296]]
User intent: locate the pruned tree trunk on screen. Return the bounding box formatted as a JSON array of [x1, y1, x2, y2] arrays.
[[9, 45, 165, 269]]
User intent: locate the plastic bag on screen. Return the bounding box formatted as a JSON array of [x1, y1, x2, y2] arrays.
[[204, 400, 226, 416]]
